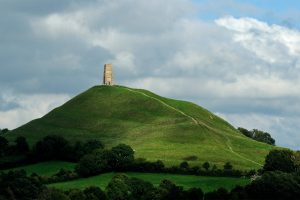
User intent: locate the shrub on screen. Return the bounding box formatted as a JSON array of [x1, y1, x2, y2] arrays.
[[263, 149, 296, 173]]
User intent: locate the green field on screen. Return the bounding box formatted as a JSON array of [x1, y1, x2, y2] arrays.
[[6, 85, 275, 170], [49, 172, 250, 192], [2, 161, 76, 176]]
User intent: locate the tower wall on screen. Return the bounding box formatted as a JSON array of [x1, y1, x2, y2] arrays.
[[103, 64, 113, 85]]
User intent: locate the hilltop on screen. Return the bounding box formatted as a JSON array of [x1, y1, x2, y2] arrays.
[[7, 85, 275, 169]]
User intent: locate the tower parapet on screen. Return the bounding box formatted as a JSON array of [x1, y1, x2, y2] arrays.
[[103, 64, 113, 85]]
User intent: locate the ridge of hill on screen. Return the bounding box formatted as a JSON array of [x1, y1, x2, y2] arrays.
[[7, 85, 275, 169]]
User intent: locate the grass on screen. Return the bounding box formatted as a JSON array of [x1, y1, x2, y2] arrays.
[[6, 85, 275, 170], [49, 172, 250, 192], [2, 161, 76, 176]]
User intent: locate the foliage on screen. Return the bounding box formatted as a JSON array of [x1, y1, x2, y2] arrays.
[[111, 144, 134, 170], [33, 135, 71, 161], [238, 127, 275, 145], [15, 136, 30, 153], [0, 136, 8, 157], [76, 154, 105, 177], [38, 188, 70, 200], [105, 174, 131, 200], [263, 149, 296, 173], [203, 162, 210, 171], [0, 170, 45, 200], [179, 161, 189, 170], [0, 128, 9, 134], [185, 187, 204, 200], [83, 186, 107, 200], [223, 162, 233, 170], [205, 187, 229, 200], [246, 171, 300, 200]]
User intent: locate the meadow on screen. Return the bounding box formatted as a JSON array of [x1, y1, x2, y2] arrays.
[[2, 161, 76, 176], [49, 172, 250, 192]]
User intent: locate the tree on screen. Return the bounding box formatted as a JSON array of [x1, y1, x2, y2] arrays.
[[83, 186, 107, 200], [294, 151, 300, 171], [68, 189, 86, 200], [82, 140, 104, 154], [0, 128, 9, 134], [252, 129, 275, 145], [105, 174, 131, 200], [38, 189, 70, 200], [0, 170, 45, 200], [111, 144, 134, 170], [0, 136, 8, 156], [223, 162, 233, 170], [246, 171, 300, 200], [159, 179, 185, 200], [76, 154, 101, 177], [127, 177, 156, 200], [33, 135, 70, 161], [238, 127, 275, 145], [76, 149, 111, 177], [202, 162, 210, 171], [15, 136, 30, 153], [179, 161, 189, 170], [153, 160, 165, 172], [263, 149, 296, 173], [237, 127, 253, 138], [205, 187, 229, 200], [185, 188, 204, 200]]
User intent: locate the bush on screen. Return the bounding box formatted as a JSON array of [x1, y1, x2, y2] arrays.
[[246, 171, 300, 200], [83, 186, 107, 200], [15, 136, 30, 154], [185, 187, 204, 200], [0, 170, 45, 200], [106, 174, 131, 200], [202, 162, 210, 171], [0, 136, 8, 157], [33, 135, 71, 161], [76, 154, 102, 177], [263, 149, 296, 173], [38, 188, 70, 200], [238, 127, 275, 145], [111, 144, 134, 170], [205, 187, 229, 200]]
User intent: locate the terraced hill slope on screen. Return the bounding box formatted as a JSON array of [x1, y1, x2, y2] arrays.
[[8, 85, 274, 169]]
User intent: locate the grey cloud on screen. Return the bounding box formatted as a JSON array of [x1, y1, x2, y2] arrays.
[[1, 0, 300, 149]]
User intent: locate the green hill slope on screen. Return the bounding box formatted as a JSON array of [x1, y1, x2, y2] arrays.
[[8, 85, 274, 169]]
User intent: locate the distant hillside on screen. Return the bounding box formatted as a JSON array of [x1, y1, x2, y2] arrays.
[[7, 85, 275, 169]]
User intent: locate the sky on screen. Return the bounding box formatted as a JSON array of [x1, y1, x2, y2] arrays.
[[0, 0, 300, 149]]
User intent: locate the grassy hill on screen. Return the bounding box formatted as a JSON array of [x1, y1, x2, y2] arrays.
[[7, 85, 275, 169]]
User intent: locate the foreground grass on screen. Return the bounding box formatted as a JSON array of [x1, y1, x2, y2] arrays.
[[49, 172, 250, 192], [2, 161, 76, 176]]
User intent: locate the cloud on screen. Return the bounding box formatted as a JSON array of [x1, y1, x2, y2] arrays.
[[218, 112, 300, 149], [0, 93, 70, 129], [216, 16, 300, 64], [1, 0, 300, 149]]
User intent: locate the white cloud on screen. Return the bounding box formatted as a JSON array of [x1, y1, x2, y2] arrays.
[[216, 16, 300, 63], [2, 0, 300, 149], [0, 93, 70, 129], [218, 112, 300, 149]]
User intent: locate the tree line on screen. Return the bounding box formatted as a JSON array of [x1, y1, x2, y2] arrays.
[[1, 148, 300, 199], [1, 134, 250, 181], [237, 127, 275, 145]]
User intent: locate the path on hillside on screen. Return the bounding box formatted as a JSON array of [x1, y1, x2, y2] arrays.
[[125, 87, 262, 167]]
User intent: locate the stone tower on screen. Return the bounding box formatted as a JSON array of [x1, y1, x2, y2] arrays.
[[103, 64, 113, 85]]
